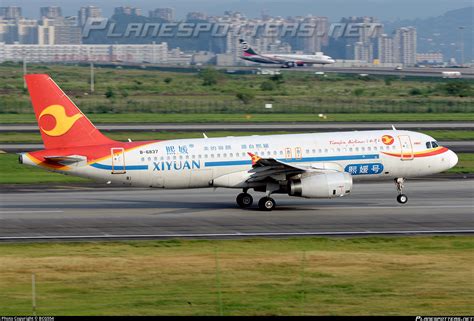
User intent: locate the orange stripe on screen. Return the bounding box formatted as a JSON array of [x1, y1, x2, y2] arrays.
[[382, 147, 448, 158]]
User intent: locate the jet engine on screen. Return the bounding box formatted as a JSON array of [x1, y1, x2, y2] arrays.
[[288, 172, 352, 198]]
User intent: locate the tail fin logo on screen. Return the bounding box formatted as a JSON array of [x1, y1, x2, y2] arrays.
[[240, 41, 249, 51], [39, 105, 83, 137]]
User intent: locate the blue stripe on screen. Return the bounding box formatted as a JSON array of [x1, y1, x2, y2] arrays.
[[205, 160, 252, 167], [204, 154, 379, 167], [90, 163, 148, 170]]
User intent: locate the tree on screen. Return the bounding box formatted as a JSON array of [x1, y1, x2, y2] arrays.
[[105, 87, 115, 99], [260, 81, 276, 91], [236, 91, 255, 104], [270, 73, 284, 84], [353, 88, 364, 97], [199, 68, 219, 86]]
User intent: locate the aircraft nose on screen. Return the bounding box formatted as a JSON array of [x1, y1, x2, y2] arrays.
[[448, 149, 458, 169]]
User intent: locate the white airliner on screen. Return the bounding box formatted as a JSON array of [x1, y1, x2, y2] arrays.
[[20, 74, 458, 211], [239, 39, 335, 67]]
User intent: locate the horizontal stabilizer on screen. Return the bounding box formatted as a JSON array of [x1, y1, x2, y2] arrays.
[[44, 155, 87, 165]]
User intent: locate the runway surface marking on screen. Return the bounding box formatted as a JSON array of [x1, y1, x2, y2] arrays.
[[0, 210, 65, 214], [1, 229, 473, 241]]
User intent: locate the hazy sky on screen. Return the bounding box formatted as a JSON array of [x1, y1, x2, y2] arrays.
[[2, 0, 472, 21]]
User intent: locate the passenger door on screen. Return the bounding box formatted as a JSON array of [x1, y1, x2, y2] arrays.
[[111, 148, 126, 174], [398, 135, 414, 160]]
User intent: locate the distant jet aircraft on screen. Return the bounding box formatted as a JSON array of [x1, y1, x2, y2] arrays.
[[239, 39, 335, 68], [20, 74, 458, 211]]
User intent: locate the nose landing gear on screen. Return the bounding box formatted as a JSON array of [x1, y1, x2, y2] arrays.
[[395, 178, 408, 204]]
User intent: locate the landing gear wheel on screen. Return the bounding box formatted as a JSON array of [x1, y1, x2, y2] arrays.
[[397, 194, 408, 204], [236, 193, 253, 208], [258, 197, 276, 211], [394, 178, 408, 204]]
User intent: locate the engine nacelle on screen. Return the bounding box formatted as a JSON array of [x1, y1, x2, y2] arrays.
[[289, 172, 352, 198]]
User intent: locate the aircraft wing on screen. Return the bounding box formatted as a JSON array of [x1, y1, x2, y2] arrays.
[[246, 152, 343, 183], [246, 152, 307, 182]]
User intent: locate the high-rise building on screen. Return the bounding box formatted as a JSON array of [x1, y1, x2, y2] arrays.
[[38, 17, 82, 45], [40, 6, 62, 19], [292, 16, 329, 53], [149, 8, 175, 21], [54, 17, 81, 44], [38, 18, 55, 45], [186, 12, 208, 21], [393, 27, 417, 66], [0, 19, 19, 43], [0, 6, 22, 19], [18, 19, 38, 44], [78, 6, 102, 27], [378, 34, 394, 63], [114, 6, 142, 16], [354, 41, 373, 62]]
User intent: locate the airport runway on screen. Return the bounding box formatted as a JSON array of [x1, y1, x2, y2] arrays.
[[2, 141, 473, 153], [0, 179, 472, 241], [2, 122, 474, 132]]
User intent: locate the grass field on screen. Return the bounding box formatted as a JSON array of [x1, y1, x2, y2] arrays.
[[2, 112, 474, 124], [0, 130, 473, 143], [0, 63, 473, 115], [0, 152, 472, 184], [0, 236, 472, 315]]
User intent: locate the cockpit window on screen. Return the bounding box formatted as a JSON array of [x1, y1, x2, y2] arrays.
[[426, 142, 432, 149], [432, 141, 439, 148]]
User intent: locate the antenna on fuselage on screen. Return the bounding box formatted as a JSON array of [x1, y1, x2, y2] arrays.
[[203, 133, 208, 139], [391, 125, 397, 130]]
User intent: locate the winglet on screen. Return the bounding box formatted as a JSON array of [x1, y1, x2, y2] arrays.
[[247, 152, 261, 166]]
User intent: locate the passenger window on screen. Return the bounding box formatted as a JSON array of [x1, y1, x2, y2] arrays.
[[426, 142, 431, 149]]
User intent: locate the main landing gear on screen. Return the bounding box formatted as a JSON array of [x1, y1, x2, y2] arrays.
[[236, 189, 277, 211], [395, 178, 408, 204], [236, 191, 253, 208]]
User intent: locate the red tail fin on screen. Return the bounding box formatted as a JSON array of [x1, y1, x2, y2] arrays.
[[25, 74, 115, 150]]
